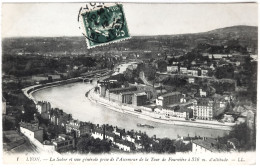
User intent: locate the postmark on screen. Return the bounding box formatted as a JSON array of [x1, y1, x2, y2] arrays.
[[78, 3, 130, 48]]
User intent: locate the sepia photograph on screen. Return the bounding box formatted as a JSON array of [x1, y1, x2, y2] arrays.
[[1, 0, 258, 166]]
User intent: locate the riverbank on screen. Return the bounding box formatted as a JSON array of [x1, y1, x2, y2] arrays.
[[22, 78, 234, 131], [88, 89, 235, 131], [22, 78, 82, 103]]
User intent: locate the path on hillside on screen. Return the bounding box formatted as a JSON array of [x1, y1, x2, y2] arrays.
[[139, 71, 160, 87]]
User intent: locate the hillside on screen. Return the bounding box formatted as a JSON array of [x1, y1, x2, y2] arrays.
[[2, 25, 258, 56], [206, 25, 257, 39]]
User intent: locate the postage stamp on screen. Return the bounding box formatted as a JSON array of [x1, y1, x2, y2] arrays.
[[79, 3, 130, 48]]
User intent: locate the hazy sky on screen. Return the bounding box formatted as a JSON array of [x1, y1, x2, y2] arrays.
[[1, 3, 258, 37]]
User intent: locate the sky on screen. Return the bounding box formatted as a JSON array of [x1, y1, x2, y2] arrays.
[[1, 3, 258, 37]]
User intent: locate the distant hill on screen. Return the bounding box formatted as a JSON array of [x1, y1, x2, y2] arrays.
[[205, 25, 257, 39], [199, 25, 257, 45], [2, 25, 258, 56]]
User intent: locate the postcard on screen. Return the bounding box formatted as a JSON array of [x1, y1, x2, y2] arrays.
[[1, 1, 258, 166]]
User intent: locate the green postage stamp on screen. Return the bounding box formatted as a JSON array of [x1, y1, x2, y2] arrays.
[[79, 3, 130, 48]]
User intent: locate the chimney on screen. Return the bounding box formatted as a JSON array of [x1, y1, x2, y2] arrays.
[[103, 125, 105, 140]]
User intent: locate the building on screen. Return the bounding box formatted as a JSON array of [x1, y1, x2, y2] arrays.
[[2, 97, 6, 115], [201, 69, 208, 77], [223, 114, 235, 123], [106, 88, 147, 106], [107, 86, 137, 95], [167, 66, 178, 73], [99, 84, 107, 97], [48, 74, 61, 80], [66, 120, 92, 138], [232, 54, 250, 64], [192, 138, 224, 153], [246, 110, 256, 143], [50, 109, 71, 127], [31, 75, 49, 82], [132, 92, 147, 106], [122, 134, 135, 143], [250, 54, 257, 61], [91, 128, 115, 142], [154, 107, 171, 116], [199, 89, 207, 97], [156, 106, 192, 119], [120, 92, 133, 104], [20, 121, 44, 143], [112, 127, 122, 137], [188, 78, 195, 84], [180, 67, 188, 74], [211, 54, 231, 60], [172, 61, 179, 65], [187, 70, 198, 76], [128, 83, 155, 99], [106, 86, 137, 102], [156, 92, 182, 107], [236, 117, 246, 124], [217, 99, 226, 108], [193, 98, 214, 120], [209, 64, 215, 70], [174, 108, 193, 118], [97, 80, 120, 97], [36, 101, 51, 114], [113, 139, 135, 152], [41, 111, 51, 120], [52, 134, 75, 152]]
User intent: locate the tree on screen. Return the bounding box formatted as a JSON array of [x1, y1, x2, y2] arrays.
[[153, 138, 176, 153], [229, 123, 249, 147], [144, 64, 157, 81], [215, 65, 234, 79], [140, 133, 151, 152], [76, 135, 111, 154]]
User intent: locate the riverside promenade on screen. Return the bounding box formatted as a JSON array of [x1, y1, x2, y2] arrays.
[[87, 89, 235, 131]]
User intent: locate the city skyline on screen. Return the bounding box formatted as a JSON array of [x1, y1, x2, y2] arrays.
[[2, 3, 258, 37]]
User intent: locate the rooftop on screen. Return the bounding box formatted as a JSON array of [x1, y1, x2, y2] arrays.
[[135, 92, 147, 96], [20, 122, 43, 132], [37, 101, 50, 106], [108, 86, 137, 93], [192, 138, 226, 152], [120, 90, 145, 95], [196, 98, 214, 106], [93, 128, 115, 138], [58, 134, 74, 140], [176, 107, 193, 113], [159, 92, 181, 98], [115, 139, 135, 149]]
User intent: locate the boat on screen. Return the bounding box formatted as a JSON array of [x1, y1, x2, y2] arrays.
[[137, 123, 145, 127], [137, 123, 154, 129], [134, 109, 142, 113]]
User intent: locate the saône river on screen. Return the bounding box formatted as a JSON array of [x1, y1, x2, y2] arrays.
[[32, 82, 229, 139]]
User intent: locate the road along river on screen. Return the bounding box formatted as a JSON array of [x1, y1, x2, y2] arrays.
[[32, 82, 230, 139]]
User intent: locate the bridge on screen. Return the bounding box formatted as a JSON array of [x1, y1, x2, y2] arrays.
[[78, 77, 94, 83], [78, 69, 112, 83]]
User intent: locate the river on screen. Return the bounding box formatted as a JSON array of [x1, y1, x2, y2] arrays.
[[32, 82, 229, 139]]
